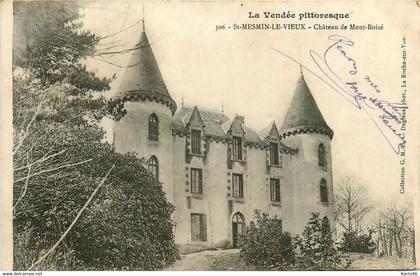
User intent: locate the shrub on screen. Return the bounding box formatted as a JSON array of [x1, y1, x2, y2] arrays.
[[13, 76, 178, 270], [13, 2, 178, 270], [72, 153, 178, 270], [339, 230, 376, 253], [239, 210, 295, 270], [238, 211, 352, 271], [294, 213, 352, 270]]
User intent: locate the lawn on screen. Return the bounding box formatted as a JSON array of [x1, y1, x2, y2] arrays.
[[208, 251, 416, 271]]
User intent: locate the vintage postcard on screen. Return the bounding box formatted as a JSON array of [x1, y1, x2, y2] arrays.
[[1, 0, 419, 272]]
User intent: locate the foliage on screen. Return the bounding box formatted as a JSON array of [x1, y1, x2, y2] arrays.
[[339, 230, 376, 254], [13, 2, 112, 90], [13, 67, 178, 270], [238, 210, 295, 270], [294, 213, 352, 270], [239, 211, 352, 271], [13, 2, 177, 270]]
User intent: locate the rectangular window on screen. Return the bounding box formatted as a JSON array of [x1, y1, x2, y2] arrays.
[[270, 178, 281, 202], [191, 168, 203, 194], [191, 129, 201, 154], [191, 213, 207, 241], [232, 136, 242, 160], [232, 174, 244, 198], [270, 142, 279, 165]]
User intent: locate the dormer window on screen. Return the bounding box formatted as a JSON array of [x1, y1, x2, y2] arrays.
[[191, 129, 202, 154], [269, 142, 279, 165], [148, 113, 159, 141], [232, 136, 242, 160]]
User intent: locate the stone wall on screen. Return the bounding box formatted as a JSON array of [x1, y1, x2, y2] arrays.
[[113, 100, 174, 202]]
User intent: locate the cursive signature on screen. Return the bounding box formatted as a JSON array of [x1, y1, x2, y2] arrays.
[[272, 35, 407, 155]]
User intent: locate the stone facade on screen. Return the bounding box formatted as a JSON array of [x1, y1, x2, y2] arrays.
[[111, 29, 335, 250]]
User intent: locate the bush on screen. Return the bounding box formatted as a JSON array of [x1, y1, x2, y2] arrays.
[[239, 210, 295, 270], [294, 213, 352, 270], [238, 211, 352, 271], [71, 152, 179, 270], [13, 2, 178, 270], [339, 230, 376, 253], [13, 76, 178, 270]]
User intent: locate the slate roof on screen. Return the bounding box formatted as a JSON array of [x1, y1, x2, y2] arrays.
[[172, 106, 229, 138], [112, 31, 177, 114], [280, 76, 333, 137], [173, 106, 296, 152]]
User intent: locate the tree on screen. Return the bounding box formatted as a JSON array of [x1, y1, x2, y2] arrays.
[[374, 205, 415, 260], [239, 210, 295, 270], [294, 213, 352, 271], [238, 211, 351, 271], [13, 2, 111, 90], [340, 229, 376, 253], [335, 177, 372, 234], [13, 2, 177, 270]]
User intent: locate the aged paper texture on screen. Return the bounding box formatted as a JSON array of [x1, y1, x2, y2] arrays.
[[1, 0, 420, 272]]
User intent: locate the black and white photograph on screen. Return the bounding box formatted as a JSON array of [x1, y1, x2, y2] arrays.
[[0, 0, 419, 273]]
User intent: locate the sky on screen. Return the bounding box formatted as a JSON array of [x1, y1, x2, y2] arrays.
[[79, 1, 418, 207]]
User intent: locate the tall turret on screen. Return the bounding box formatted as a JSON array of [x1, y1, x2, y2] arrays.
[[280, 75, 334, 234], [112, 28, 176, 202]]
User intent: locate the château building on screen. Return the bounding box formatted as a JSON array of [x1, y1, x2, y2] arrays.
[[111, 28, 335, 250]]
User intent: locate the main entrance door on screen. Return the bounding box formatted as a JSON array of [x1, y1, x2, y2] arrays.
[[232, 212, 245, 248]]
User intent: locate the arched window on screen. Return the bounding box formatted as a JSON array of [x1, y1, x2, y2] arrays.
[[318, 143, 326, 167], [232, 212, 245, 248], [148, 155, 159, 180], [148, 113, 159, 141], [232, 212, 245, 223], [320, 179, 328, 203]]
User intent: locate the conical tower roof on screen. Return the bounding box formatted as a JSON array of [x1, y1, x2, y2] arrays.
[[112, 30, 177, 114], [280, 76, 333, 138]]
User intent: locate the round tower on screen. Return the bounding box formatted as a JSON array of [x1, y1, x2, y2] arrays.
[[111, 29, 177, 202], [280, 75, 334, 235]]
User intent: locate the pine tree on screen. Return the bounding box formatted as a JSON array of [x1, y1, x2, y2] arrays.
[[13, 2, 177, 270]]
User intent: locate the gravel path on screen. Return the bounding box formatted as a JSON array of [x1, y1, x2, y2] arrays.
[[165, 249, 240, 271]]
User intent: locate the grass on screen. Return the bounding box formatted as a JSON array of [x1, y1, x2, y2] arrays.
[[208, 250, 415, 271]]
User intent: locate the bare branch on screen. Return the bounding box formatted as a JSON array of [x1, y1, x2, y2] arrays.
[[13, 152, 33, 211], [14, 159, 92, 183], [14, 149, 67, 172], [13, 103, 42, 155]]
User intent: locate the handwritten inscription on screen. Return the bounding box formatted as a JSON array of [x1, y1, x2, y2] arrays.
[[308, 35, 407, 155], [272, 35, 407, 156]]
